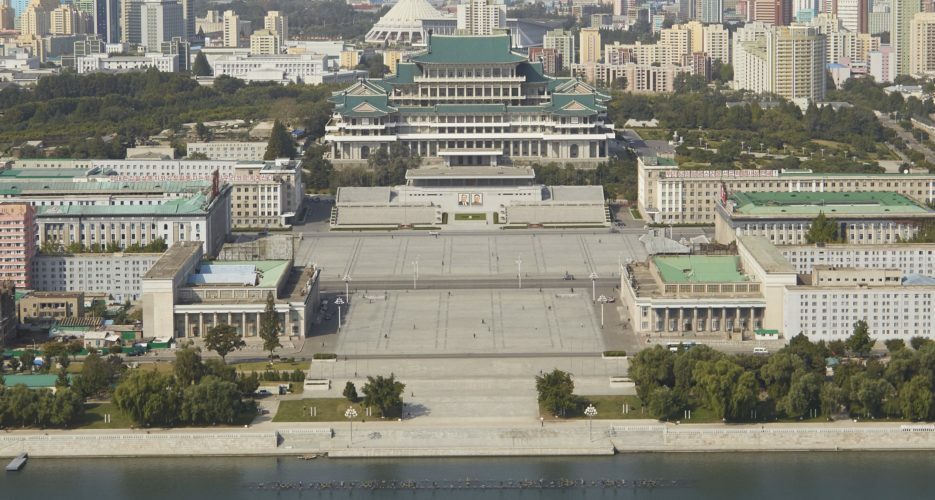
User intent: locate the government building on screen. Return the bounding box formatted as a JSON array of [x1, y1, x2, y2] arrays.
[[325, 34, 614, 167]]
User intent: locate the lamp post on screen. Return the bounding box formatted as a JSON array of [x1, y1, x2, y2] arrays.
[[589, 272, 598, 302], [598, 295, 609, 328], [344, 407, 358, 445], [411, 255, 419, 290], [343, 274, 351, 303], [584, 404, 597, 441], [335, 297, 345, 330], [516, 255, 523, 289]]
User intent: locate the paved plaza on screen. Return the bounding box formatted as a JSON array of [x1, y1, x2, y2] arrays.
[[295, 232, 648, 282], [333, 289, 606, 356]]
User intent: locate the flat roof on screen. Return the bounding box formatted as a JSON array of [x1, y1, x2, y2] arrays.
[[194, 260, 290, 289], [143, 242, 203, 280], [37, 191, 214, 217], [738, 236, 796, 274], [405, 167, 534, 179], [653, 255, 749, 283], [337, 186, 392, 204], [0, 168, 90, 179], [0, 179, 212, 196], [549, 185, 605, 202], [728, 191, 932, 216]]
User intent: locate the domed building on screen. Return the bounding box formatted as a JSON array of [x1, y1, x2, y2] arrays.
[[365, 0, 456, 46]]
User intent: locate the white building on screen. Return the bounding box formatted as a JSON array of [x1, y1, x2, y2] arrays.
[[32, 252, 163, 303], [211, 52, 365, 84], [543, 28, 575, 67], [910, 12, 935, 77], [365, 0, 456, 46], [263, 10, 287, 48], [74, 52, 179, 73], [186, 141, 267, 161]]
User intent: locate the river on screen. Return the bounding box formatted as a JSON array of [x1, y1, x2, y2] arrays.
[[4, 452, 935, 499]]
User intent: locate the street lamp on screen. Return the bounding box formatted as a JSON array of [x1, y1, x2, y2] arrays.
[[344, 407, 358, 445], [584, 404, 598, 441], [411, 255, 420, 290], [598, 295, 609, 327], [516, 255, 523, 289], [589, 272, 598, 302], [335, 297, 345, 330], [343, 274, 351, 303]]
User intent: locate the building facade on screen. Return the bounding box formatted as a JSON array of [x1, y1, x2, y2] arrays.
[[0, 203, 36, 289], [733, 22, 827, 102], [910, 12, 935, 77], [141, 242, 320, 341], [32, 252, 162, 303], [636, 156, 935, 224], [893, 0, 922, 76], [17, 291, 84, 324], [185, 141, 267, 161], [714, 191, 935, 245], [325, 35, 614, 167], [543, 28, 575, 68]]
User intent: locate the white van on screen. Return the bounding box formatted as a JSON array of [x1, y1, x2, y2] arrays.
[[752, 347, 769, 355]]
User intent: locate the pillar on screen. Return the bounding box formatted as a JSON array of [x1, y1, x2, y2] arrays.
[[183, 314, 189, 338], [692, 308, 698, 333], [720, 308, 726, 332], [241, 313, 247, 337], [664, 309, 670, 333], [198, 314, 204, 338]]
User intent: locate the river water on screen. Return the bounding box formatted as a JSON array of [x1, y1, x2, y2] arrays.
[[4, 452, 935, 499]]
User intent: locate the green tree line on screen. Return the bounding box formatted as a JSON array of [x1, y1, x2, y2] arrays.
[[629, 327, 935, 422]]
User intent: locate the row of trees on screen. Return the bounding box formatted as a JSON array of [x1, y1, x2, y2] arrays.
[[532, 154, 639, 202], [38, 238, 168, 255], [113, 347, 259, 427], [0, 384, 84, 428], [629, 326, 935, 422]]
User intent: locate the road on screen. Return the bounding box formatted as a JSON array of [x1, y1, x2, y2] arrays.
[[319, 277, 620, 292], [875, 110, 935, 165]]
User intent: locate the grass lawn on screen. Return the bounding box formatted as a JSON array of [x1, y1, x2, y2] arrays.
[[454, 213, 486, 221], [233, 360, 310, 372], [134, 362, 176, 374], [538, 395, 651, 420], [76, 402, 135, 429], [274, 398, 383, 422], [629, 208, 642, 220], [636, 128, 670, 140]]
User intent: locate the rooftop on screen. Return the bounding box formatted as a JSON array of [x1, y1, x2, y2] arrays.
[[410, 35, 527, 65], [188, 260, 291, 289], [738, 236, 796, 274], [653, 255, 749, 283], [37, 191, 217, 217], [143, 242, 203, 280], [0, 168, 90, 179], [0, 179, 212, 196], [727, 191, 932, 217]]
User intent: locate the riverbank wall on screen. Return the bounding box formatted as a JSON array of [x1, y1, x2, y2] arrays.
[[2, 421, 935, 458]]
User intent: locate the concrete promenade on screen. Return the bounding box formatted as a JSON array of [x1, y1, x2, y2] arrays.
[[3, 420, 935, 459]]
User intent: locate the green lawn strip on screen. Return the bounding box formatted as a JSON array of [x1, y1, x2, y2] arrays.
[[274, 398, 383, 422], [76, 402, 134, 429]]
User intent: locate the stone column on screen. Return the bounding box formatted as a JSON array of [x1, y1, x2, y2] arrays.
[[721, 308, 726, 333], [183, 314, 189, 338], [198, 314, 204, 338], [241, 313, 247, 337], [664, 309, 670, 333], [693, 308, 698, 333]]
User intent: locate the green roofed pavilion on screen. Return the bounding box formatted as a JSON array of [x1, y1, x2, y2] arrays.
[[653, 255, 749, 283]]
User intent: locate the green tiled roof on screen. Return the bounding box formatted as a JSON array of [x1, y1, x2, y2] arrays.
[[728, 191, 931, 216], [410, 35, 526, 64], [654, 256, 749, 283], [0, 180, 211, 196], [0, 168, 90, 179], [37, 192, 212, 217]]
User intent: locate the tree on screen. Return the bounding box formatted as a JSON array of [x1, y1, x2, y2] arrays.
[[204, 323, 245, 363], [194, 122, 212, 141], [535, 369, 576, 417], [67, 340, 84, 360], [899, 375, 934, 421], [72, 352, 124, 398], [820, 381, 845, 416], [854, 376, 893, 418], [180, 375, 245, 425], [760, 352, 806, 400], [778, 371, 823, 418], [911, 336, 933, 350], [263, 120, 296, 160], [259, 292, 282, 361], [19, 350, 36, 371], [806, 212, 839, 244], [628, 345, 676, 400], [361, 374, 405, 419], [694, 358, 757, 420], [343, 381, 358, 402], [41, 342, 67, 362], [646, 385, 680, 420], [846, 320, 875, 357], [192, 52, 212, 76], [174, 346, 205, 386], [885, 339, 906, 353], [88, 299, 108, 318], [113, 370, 181, 427], [55, 367, 70, 389]]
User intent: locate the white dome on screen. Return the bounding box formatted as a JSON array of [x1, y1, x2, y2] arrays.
[[380, 0, 449, 23], [366, 0, 453, 46]]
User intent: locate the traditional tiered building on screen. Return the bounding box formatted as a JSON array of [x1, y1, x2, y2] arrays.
[[325, 34, 614, 167]]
